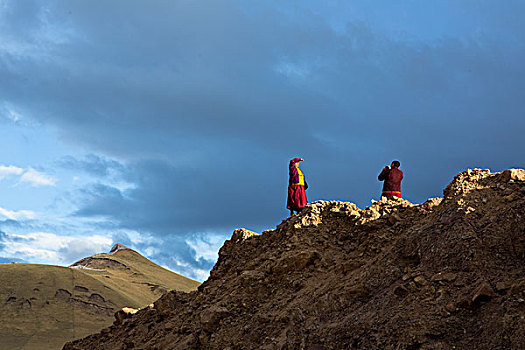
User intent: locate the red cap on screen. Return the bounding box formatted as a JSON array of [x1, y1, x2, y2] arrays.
[[290, 157, 304, 163]]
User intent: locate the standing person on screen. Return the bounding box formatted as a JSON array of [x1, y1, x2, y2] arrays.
[[378, 160, 403, 199], [287, 157, 308, 215]]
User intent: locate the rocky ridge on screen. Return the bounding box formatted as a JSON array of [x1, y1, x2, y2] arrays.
[[65, 168, 525, 350]]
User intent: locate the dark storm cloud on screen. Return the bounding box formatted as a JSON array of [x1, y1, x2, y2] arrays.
[[1, 1, 524, 277], [73, 158, 283, 233], [74, 183, 128, 218]]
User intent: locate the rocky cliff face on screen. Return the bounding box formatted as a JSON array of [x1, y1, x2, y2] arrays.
[[64, 169, 525, 350]]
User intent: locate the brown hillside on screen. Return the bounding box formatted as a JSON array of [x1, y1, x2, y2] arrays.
[[0, 247, 199, 350], [64, 168, 525, 350], [71, 246, 200, 305]]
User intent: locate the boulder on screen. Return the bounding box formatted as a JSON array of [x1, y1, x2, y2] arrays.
[[500, 169, 525, 182], [231, 228, 260, 243], [114, 307, 138, 325]]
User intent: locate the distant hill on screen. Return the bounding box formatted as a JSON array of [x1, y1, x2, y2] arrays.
[[0, 244, 200, 350], [65, 169, 525, 349]]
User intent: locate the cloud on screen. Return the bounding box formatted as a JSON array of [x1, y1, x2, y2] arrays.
[[122, 233, 218, 281], [0, 164, 56, 187], [57, 154, 125, 177], [0, 207, 36, 220], [0, 1, 524, 280], [73, 183, 127, 219], [0, 164, 23, 179], [0, 230, 112, 264], [58, 237, 114, 263], [71, 158, 281, 235], [0, 257, 26, 264], [18, 168, 57, 187]]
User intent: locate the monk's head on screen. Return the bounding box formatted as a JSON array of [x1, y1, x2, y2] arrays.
[[391, 160, 400, 168], [290, 158, 304, 167]]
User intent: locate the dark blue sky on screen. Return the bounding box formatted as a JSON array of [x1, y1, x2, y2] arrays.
[[0, 0, 524, 280]]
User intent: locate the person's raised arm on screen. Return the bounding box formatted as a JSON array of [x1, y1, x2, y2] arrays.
[[378, 166, 389, 181]]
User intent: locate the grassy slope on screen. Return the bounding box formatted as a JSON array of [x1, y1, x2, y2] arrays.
[[0, 249, 200, 350], [73, 249, 199, 306]]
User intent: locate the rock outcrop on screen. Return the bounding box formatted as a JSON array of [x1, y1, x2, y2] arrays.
[[110, 243, 130, 254], [64, 168, 525, 350]]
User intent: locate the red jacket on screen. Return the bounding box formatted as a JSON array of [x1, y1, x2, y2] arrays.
[[378, 166, 403, 192]]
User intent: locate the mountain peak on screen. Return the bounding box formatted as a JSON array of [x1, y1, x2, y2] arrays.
[[109, 243, 129, 254], [1, 242, 199, 350]]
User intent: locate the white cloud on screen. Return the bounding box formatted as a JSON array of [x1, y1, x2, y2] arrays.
[[3, 245, 59, 261], [0, 207, 37, 220], [0, 164, 58, 187], [8, 109, 21, 122], [0, 165, 23, 179], [189, 268, 210, 282], [143, 246, 160, 257], [0, 231, 112, 265], [160, 263, 209, 282], [58, 236, 113, 263], [19, 168, 57, 187], [186, 234, 225, 262]]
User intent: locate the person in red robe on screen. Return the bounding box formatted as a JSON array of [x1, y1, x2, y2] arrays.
[[287, 158, 308, 215], [378, 160, 403, 199]]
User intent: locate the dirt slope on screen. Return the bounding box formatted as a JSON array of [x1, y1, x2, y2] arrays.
[[64, 169, 525, 350], [0, 247, 200, 350]]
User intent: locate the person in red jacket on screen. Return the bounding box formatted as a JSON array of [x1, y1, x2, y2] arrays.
[[378, 160, 403, 199], [287, 157, 308, 215]]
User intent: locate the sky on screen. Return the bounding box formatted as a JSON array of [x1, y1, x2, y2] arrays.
[[0, 0, 524, 281]]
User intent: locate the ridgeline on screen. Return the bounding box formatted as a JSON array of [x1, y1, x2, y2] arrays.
[[65, 169, 525, 350]]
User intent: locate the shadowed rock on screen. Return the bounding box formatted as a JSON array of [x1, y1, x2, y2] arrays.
[[64, 168, 525, 350]]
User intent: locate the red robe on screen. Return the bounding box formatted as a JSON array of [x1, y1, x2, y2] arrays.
[[378, 166, 403, 198], [287, 162, 308, 210]]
